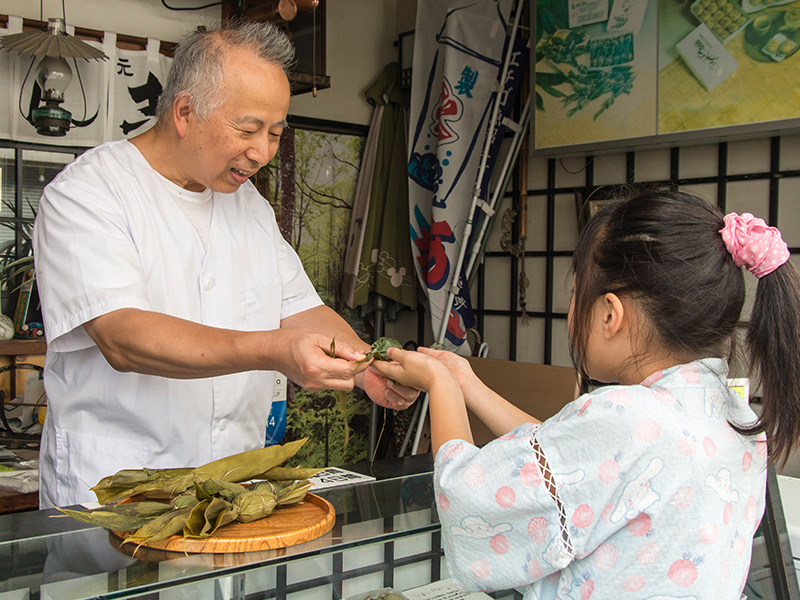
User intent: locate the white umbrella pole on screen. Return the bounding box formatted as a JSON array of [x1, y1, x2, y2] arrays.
[[411, 0, 525, 455], [412, 101, 530, 459], [465, 97, 531, 280]]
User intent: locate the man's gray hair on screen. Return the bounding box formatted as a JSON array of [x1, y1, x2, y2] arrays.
[[155, 21, 295, 125]]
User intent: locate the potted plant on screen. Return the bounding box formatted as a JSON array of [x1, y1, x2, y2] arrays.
[[0, 200, 38, 339]]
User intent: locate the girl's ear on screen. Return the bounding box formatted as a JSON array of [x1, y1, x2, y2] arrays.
[[601, 292, 626, 339]]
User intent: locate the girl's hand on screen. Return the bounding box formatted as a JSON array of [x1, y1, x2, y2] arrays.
[[370, 347, 455, 394], [374, 347, 472, 453], [417, 346, 477, 389]]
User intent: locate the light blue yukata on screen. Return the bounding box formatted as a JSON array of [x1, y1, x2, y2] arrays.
[[434, 359, 768, 600]]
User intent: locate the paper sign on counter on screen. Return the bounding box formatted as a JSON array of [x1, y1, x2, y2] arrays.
[[308, 467, 376, 491], [402, 579, 492, 600]]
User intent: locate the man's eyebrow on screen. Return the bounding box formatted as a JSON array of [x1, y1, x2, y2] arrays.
[[235, 116, 265, 127], [234, 116, 288, 130]]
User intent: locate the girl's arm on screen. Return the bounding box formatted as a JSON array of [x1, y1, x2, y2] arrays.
[[415, 347, 542, 435], [427, 372, 473, 455]]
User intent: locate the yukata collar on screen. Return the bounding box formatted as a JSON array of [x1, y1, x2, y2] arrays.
[[639, 357, 729, 388]]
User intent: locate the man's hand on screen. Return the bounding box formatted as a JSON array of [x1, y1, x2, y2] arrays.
[[270, 329, 369, 392], [358, 366, 420, 410]]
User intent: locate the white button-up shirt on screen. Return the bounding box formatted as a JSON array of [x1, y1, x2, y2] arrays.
[[33, 140, 321, 508]]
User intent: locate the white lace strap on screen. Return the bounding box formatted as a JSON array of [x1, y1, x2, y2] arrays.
[[530, 426, 575, 557]]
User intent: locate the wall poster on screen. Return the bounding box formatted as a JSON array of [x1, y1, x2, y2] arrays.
[[659, 0, 800, 133], [535, 0, 659, 148], [534, 0, 800, 150]]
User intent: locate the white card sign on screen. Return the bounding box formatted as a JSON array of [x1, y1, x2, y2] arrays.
[[568, 0, 609, 29], [676, 24, 738, 92]]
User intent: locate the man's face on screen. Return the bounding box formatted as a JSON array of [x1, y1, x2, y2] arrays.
[[181, 46, 291, 193]]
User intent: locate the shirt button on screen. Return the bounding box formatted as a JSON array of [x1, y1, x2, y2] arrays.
[[203, 277, 216, 291], [219, 418, 227, 431]]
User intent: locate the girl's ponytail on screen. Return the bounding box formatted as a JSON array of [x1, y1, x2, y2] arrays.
[[746, 264, 800, 467], [721, 213, 800, 467]]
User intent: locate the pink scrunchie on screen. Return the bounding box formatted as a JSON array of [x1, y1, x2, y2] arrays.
[[720, 212, 790, 278]]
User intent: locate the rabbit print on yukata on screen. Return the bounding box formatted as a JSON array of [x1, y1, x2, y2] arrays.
[[610, 457, 664, 523], [449, 515, 512, 539], [705, 468, 739, 503]]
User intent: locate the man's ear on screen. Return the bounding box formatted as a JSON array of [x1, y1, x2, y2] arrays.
[[601, 292, 626, 339], [172, 92, 193, 138]]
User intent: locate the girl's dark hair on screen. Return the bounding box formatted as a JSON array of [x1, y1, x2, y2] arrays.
[[571, 189, 800, 466]]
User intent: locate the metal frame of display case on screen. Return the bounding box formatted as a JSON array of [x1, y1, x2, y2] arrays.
[[758, 467, 800, 600]]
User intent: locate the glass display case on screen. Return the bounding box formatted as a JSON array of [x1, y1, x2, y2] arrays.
[[0, 471, 449, 600], [0, 465, 797, 600]]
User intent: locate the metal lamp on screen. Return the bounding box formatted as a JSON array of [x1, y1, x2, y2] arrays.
[[0, 17, 107, 136]]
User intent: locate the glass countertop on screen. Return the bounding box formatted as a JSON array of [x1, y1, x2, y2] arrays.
[[1, 464, 797, 600], [0, 472, 439, 599]]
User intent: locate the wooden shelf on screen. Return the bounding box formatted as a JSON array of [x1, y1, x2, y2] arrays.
[[0, 490, 38, 514], [0, 339, 46, 356]]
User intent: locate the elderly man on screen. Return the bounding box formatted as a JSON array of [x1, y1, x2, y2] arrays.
[[32, 21, 417, 508]]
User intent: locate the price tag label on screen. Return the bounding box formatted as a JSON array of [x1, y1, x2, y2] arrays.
[[273, 371, 287, 402]]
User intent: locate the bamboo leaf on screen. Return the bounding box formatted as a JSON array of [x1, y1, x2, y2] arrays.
[[203, 502, 239, 537], [539, 83, 567, 99], [182, 497, 237, 538], [93, 473, 194, 505], [123, 506, 192, 547], [183, 498, 211, 537], [56, 501, 173, 532], [257, 466, 325, 480], [193, 476, 246, 502], [62, 442, 314, 544], [354, 337, 402, 364], [192, 438, 308, 483], [171, 494, 200, 510], [91, 467, 195, 504], [275, 480, 312, 506]]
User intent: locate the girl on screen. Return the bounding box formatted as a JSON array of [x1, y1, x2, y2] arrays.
[[373, 190, 800, 599]]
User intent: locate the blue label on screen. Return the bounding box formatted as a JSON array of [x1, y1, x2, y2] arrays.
[[265, 399, 287, 446]]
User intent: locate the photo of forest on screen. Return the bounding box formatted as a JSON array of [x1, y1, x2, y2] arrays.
[[253, 126, 373, 468]]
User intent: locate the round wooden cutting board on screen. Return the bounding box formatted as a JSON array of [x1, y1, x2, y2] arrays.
[[109, 493, 335, 555]]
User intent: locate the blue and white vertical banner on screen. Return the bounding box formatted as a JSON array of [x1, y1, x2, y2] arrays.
[[407, 0, 516, 351]]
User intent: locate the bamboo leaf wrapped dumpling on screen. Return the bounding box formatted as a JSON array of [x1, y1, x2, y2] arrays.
[[232, 489, 278, 523], [354, 337, 402, 364]]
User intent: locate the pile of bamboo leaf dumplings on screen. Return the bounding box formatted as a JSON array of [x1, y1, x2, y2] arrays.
[[58, 438, 322, 547]]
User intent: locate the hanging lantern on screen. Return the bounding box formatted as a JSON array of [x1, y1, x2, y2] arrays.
[[0, 17, 107, 136]]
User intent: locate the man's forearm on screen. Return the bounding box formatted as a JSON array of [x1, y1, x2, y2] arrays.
[[83, 307, 273, 378], [82, 305, 368, 393]]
